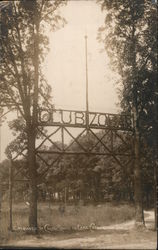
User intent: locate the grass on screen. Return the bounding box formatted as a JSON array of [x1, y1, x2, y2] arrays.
[[38, 203, 135, 229], [0, 201, 135, 244]]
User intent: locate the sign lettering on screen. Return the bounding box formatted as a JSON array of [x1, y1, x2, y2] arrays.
[[38, 109, 132, 131]]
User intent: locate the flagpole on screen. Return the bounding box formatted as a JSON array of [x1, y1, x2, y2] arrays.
[[85, 35, 89, 129]]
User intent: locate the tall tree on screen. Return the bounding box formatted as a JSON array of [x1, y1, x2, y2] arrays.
[[97, 0, 157, 226], [0, 0, 66, 232]]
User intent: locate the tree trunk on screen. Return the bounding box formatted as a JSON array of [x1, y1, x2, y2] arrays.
[[9, 160, 13, 231], [130, 13, 144, 226], [153, 76, 158, 231], [133, 108, 144, 226], [27, 7, 39, 234], [153, 138, 158, 231], [28, 129, 38, 233]]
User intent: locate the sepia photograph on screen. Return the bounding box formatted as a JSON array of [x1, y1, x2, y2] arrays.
[[0, 0, 157, 249]]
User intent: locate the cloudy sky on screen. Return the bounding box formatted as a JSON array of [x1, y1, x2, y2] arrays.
[[0, 0, 120, 161]]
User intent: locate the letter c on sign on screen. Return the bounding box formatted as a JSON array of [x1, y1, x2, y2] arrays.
[[39, 110, 51, 123]]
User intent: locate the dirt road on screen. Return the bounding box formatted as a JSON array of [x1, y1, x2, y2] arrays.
[[2, 211, 157, 249]]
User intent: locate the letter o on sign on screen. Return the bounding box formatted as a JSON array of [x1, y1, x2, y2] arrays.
[[98, 114, 106, 126]]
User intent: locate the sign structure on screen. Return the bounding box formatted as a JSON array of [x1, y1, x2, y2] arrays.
[[33, 108, 134, 181], [10, 34, 134, 183], [38, 109, 133, 131], [11, 108, 134, 184], [8, 35, 135, 231]]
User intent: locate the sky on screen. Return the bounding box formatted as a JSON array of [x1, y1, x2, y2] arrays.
[[0, 0, 120, 162], [44, 0, 120, 112]]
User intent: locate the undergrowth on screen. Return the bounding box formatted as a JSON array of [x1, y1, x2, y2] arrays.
[[0, 202, 135, 244]]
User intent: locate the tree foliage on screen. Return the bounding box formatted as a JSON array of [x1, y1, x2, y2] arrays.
[[0, 0, 66, 126], [97, 0, 157, 148], [97, 0, 157, 223], [0, 0, 67, 230]]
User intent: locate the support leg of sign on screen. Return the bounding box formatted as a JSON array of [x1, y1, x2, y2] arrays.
[[61, 126, 64, 151], [48, 190, 51, 216], [64, 187, 67, 206], [111, 130, 113, 152], [8, 159, 13, 231], [0, 184, 1, 223], [153, 147, 158, 231]]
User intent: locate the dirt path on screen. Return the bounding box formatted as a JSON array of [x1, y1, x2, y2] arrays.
[[96, 210, 154, 230], [2, 211, 157, 249]]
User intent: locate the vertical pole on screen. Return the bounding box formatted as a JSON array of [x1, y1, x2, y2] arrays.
[[0, 183, 1, 222], [64, 187, 66, 206], [0, 119, 1, 163], [0, 122, 1, 218], [85, 35, 89, 129], [153, 78, 158, 231], [61, 126, 64, 151], [9, 159, 13, 231], [48, 188, 51, 214], [153, 154, 157, 231], [85, 34, 90, 165], [111, 130, 113, 152]]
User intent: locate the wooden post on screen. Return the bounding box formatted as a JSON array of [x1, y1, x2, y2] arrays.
[[0, 121, 1, 163], [153, 159, 157, 231], [0, 184, 1, 222], [9, 160, 13, 231], [153, 125, 158, 231], [64, 187, 67, 206], [48, 191, 51, 216], [153, 78, 158, 231], [85, 35, 89, 130]]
